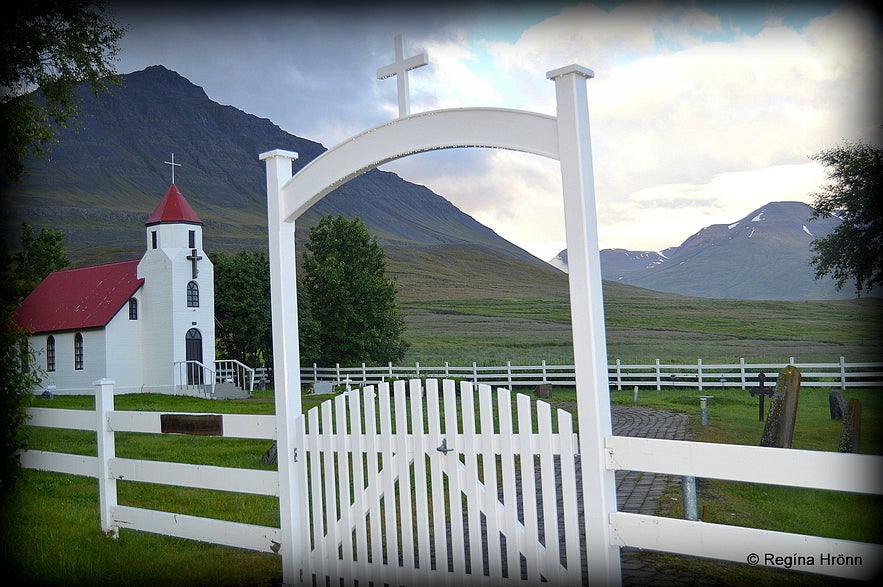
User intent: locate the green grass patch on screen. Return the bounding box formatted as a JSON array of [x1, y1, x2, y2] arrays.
[[6, 384, 880, 585]]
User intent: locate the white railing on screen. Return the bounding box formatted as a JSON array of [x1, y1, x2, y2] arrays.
[[302, 357, 883, 391], [173, 360, 215, 398], [19, 378, 883, 582], [214, 359, 255, 392], [21, 379, 279, 553]]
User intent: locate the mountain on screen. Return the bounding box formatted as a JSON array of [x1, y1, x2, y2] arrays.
[[2, 66, 567, 301], [552, 201, 870, 300]]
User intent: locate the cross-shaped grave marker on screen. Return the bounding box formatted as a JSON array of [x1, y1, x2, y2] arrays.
[[748, 371, 774, 421], [377, 34, 428, 117]]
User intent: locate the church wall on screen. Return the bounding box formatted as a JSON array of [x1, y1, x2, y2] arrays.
[[139, 222, 215, 394], [104, 292, 145, 394], [29, 329, 107, 395], [138, 252, 176, 393]]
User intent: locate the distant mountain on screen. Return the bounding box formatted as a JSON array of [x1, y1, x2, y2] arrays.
[[551, 201, 870, 300], [2, 66, 566, 300]]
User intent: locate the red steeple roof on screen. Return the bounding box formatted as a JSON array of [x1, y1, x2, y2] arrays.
[[145, 184, 202, 226], [14, 260, 144, 334]]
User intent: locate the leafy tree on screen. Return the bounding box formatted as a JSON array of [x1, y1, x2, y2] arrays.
[[211, 250, 273, 368], [808, 140, 883, 294], [1, 0, 126, 181], [0, 225, 58, 492], [300, 215, 408, 367], [12, 222, 70, 298]]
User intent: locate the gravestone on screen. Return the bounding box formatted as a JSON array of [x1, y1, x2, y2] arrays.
[[261, 442, 278, 465], [838, 399, 862, 454], [534, 384, 552, 398], [828, 390, 847, 420], [314, 381, 333, 394], [760, 365, 801, 448]]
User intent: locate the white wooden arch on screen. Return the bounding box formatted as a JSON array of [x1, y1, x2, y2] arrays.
[[273, 107, 559, 222], [261, 64, 620, 587]]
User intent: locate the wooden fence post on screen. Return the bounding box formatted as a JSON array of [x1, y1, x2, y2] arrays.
[[95, 378, 119, 539], [655, 359, 661, 391], [740, 358, 746, 390], [840, 356, 847, 391], [697, 358, 703, 391]]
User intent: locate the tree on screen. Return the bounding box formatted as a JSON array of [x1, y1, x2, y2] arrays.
[[300, 215, 408, 367], [211, 250, 273, 368], [0, 221, 69, 490], [1, 0, 125, 181], [808, 140, 883, 294], [12, 222, 70, 298]]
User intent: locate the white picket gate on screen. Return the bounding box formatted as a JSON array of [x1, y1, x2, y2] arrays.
[[303, 379, 583, 586]]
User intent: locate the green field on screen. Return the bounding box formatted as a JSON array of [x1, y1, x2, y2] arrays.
[[3, 282, 881, 585], [400, 281, 883, 365]]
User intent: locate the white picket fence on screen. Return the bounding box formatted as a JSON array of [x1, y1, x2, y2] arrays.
[[303, 357, 883, 391], [20, 378, 883, 583]]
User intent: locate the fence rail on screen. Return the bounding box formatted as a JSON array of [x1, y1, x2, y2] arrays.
[[301, 357, 883, 391], [19, 377, 883, 583], [22, 379, 280, 554]]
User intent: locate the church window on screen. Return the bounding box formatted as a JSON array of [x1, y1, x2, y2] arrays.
[[151, 231, 157, 249], [46, 336, 55, 371], [189, 230, 195, 248], [187, 281, 199, 307], [129, 297, 138, 320], [74, 333, 84, 370]]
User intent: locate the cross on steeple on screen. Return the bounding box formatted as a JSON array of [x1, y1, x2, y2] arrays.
[[187, 248, 203, 279], [377, 34, 428, 118], [164, 154, 182, 183]]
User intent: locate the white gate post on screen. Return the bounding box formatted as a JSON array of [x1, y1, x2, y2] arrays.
[[95, 378, 118, 539], [261, 149, 307, 586], [548, 65, 621, 585]]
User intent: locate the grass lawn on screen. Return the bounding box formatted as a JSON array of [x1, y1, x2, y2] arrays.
[[2, 383, 879, 586]]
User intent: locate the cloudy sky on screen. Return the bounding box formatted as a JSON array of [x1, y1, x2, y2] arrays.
[[110, 1, 881, 261]]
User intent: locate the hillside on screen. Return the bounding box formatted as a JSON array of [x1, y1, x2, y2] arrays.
[[2, 65, 563, 300]]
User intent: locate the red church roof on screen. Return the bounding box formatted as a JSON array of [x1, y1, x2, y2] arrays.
[[14, 260, 144, 334], [145, 183, 202, 226]]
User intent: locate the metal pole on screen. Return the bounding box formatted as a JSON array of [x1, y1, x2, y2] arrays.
[[682, 476, 698, 521]]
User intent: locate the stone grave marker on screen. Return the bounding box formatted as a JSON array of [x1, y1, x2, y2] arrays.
[[534, 383, 552, 399], [838, 399, 862, 454], [829, 390, 847, 420], [760, 365, 801, 448]]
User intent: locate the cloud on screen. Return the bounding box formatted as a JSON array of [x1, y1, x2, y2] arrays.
[[110, 1, 880, 258]]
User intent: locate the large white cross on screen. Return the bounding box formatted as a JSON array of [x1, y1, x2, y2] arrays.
[[164, 153, 181, 183], [377, 34, 428, 118]]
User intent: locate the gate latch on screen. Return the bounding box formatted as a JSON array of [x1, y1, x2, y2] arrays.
[[436, 438, 453, 455]]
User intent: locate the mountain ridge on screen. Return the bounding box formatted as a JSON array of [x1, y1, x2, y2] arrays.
[[551, 200, 870, 300], [3, 65, 566, 300]]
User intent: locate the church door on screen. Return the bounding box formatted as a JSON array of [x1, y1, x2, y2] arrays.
[[185, 328, 203, 385]]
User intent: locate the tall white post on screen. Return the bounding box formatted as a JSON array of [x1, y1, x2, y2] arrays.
[[547, 65, 621, 585], [260, 149, 307, 586], [95, 378, 118, 539]]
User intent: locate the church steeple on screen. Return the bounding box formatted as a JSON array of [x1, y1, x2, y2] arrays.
[[145, 184, 202, 226]]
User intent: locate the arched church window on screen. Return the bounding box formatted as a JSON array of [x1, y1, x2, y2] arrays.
[[129, 297, 138, 320], [74, 333, 84, 370], [187, 281, 199, 307], [46, 336, 55, 371]]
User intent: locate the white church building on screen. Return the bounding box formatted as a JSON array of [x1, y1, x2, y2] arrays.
[[15, 183, 248, 397]]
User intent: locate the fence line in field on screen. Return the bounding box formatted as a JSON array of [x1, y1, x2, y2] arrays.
[[302, 357, 883, 391], [20, 377, 883, 583]]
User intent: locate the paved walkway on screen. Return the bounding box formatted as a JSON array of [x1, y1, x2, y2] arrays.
[[611, 404, 721, 586]]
